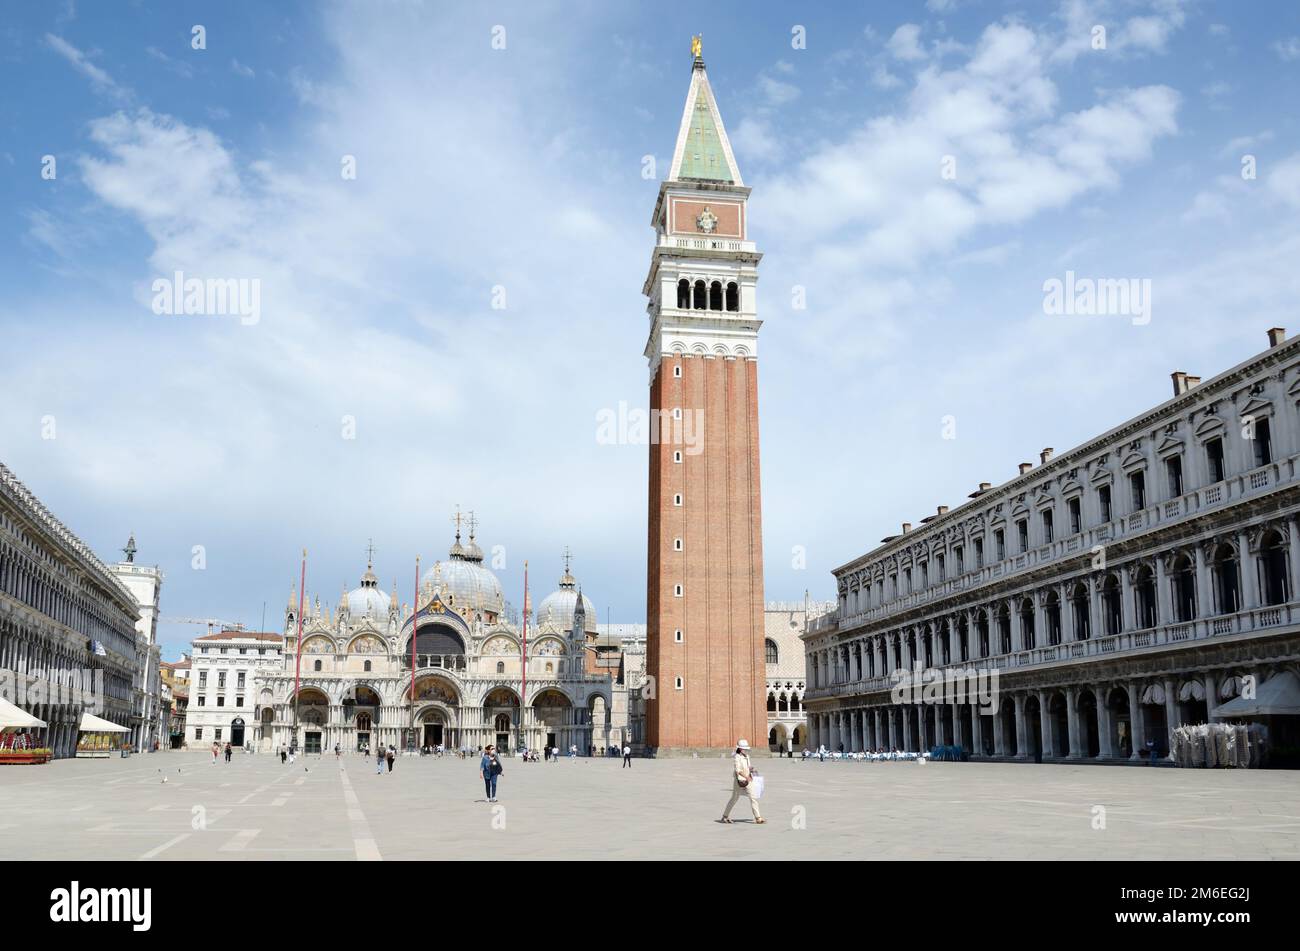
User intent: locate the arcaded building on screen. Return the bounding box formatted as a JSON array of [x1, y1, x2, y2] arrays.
[[804, 329, 1300, 762], [0, 462, 140, 758]]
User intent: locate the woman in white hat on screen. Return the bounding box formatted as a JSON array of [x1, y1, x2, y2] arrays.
[[720, 739, 765, 824]]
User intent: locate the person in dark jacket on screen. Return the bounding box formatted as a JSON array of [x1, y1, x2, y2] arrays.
[[479, 744, 501, 802]]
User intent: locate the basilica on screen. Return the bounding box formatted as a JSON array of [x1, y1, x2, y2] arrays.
[[256, 522, 624, 756]]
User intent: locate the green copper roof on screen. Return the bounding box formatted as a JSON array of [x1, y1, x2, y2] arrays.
[[676, 87, 733, 182]]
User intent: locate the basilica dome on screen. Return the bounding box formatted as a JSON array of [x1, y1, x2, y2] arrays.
[[346, 565, 389, 618], [421, 533, 504, 616], [536, 565, 594, 631]]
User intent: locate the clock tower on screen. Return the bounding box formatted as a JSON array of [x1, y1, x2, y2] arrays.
[[643, 43, 767, 755]]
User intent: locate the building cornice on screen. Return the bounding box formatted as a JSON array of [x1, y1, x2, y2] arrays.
[[832, 335, 1300, 578]]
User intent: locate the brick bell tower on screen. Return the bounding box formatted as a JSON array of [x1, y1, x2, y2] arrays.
[[643, 39, 766, 756]]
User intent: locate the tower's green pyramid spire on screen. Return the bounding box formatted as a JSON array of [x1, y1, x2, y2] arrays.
[[669, 61, 742, 185]]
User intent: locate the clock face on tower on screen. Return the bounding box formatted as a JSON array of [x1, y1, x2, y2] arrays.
[[696, 207, 717, 233]]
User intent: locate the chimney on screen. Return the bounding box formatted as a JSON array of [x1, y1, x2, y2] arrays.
[[1018, 462, 1033, 475], [1185, 375, 1201, 390], [1040, 447, 1054, 464], [901, 522, 912, 534], [936, 505, 949, 516], [1171, 371, 1188, 396], [1268, 327, 1286, 347]]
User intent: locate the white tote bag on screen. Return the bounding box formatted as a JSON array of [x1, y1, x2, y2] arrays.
[[750, 774, 765, 799]]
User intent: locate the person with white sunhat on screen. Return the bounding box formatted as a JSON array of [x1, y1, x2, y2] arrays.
[[719, 739, 765, 824]]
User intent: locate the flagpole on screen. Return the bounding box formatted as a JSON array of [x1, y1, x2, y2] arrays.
[[293, 548, 306, 747], [521, 560, 528, 753], [410, 556, 420, 752]]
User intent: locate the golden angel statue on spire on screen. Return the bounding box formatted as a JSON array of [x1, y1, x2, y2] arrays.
[[691, 34, 702, 60]]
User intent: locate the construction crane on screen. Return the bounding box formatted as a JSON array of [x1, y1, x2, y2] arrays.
[[161, 617, 246, 635]]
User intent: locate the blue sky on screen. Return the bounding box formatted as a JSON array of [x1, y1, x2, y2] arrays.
[[2, 0, 1299, 661]]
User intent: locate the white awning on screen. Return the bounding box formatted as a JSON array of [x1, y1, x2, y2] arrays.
[[79, 712, 130, 733], [1212, 671, 1300, 718], [0, 695, 46, 730]]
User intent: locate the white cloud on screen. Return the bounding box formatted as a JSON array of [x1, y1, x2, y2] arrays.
[[1268, 153, 1300, 208], [45, 33, 129, 102], [888, 24, 926, 62], [759, 74, 799, 105], [758, 19, 1179, 366], [1273, 37, 1300, 61], [231, 59, 255, 78]]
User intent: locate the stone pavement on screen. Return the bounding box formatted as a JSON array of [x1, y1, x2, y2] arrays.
[[2, 751, 1297, 860]]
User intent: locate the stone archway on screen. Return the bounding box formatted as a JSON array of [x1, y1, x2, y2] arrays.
[[533, 688, 574, 755]]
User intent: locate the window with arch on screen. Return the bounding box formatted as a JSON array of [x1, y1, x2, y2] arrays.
[[1259, 529, 1289, 605], [496, 661, 505, 674], [709, 280, 723, 310], [1019, 598, 1036, 649], [725, 281, 738, 311], [1135, 564, 1158, 627], [545, 662, 554, 673], [1210, 543, 1240, 614], [765, 638, 778, 664], [1070, 583, 1090, 639], [356, 713, 372, 731], [1045, 592, 1061, 645], [693, 280, 707, 309], [676, 278, 690, 308], [363, 660, 371, 672], [313, 660, 322, 672], [1101, 573, 1122, 635]]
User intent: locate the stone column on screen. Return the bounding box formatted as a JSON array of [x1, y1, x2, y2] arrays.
[[1128, 682, 1146, 761], [1237, 531, 1258, 610], [1121, 567, 1134, 632], [1162, 677, 1180, 758], [1009, 598, 1022, 653], [902, 705, 913, 752], [993, 700, 1006, 757], [1033, 596, 1046, 650], [948, 621, 960, 667], [1195, 544, 1212, 620], [1038, 690, 1055, 759], [1096, 685, 1114, 759], [1065, 687, 1081, 760], [1060, 582, 1075, 643], [1204, 672, 1218, 722], [1089, 578, 1103, 639], [1012, 694, 1028, 759], [1288, 517, 1300, 601], [971, 705, 984, 756], [1155, 556, 1170, 624]]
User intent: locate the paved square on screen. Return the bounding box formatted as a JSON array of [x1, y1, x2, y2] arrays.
[[2, 752, 1298, 860]]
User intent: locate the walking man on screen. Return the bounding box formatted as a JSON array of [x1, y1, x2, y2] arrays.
[[385, 745, 395, 773], [224, 742, 233, 763], [622, 744, 632, 768], [375, 745, 385, 775], [480, 744, 502, 802], [720, 739, 765, 824]]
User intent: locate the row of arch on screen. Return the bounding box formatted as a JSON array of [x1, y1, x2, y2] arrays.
[[676, 278, 739, 312], [809, 672, 1261, 759], [813, 530, 1294, 687]]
